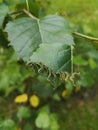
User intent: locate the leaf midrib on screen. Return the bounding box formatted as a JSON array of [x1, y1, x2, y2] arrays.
[[37, 19, 43, 44]]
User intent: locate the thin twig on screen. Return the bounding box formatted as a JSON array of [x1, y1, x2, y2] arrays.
[[73, 32, 98, 42], [26, 0, 29, 12], [23, 9, 38, 20], [10, 10, 23, 16], [10, 9, 38, 21]]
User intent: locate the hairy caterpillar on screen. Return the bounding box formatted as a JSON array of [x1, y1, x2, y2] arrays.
[[29, 62, 79, 87]]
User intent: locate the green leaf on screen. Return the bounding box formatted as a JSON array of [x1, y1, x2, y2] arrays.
[[0, 119, 17, 130], [35, 112, 50, 128], [30, 43, 71, 72], [0, 62, 21, 96], [0, 3, 9, 28], [76, 71, 94, 87], [73, 55, 88, 66], [88, 58, 97, 69], [50, 114, 59, 130], [87, 50, 98, 60], [17, 106, 31, 119], [5, 15, 74, 74], [35, 106, 59, 129], [38, 105, 50, 114]]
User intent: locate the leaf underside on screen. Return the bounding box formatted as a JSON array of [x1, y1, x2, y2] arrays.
[[5, 14, 75, 84]]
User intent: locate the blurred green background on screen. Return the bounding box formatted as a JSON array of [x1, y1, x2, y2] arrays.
[[0, 0, 98, 130]]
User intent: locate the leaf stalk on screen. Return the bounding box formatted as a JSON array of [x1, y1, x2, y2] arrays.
[[73, 32, 98, 43]]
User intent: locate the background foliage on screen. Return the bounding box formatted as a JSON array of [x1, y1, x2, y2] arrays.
[[0, 0, 98, 130]]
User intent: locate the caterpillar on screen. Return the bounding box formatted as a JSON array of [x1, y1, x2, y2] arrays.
[[29, 62, 79, 87]]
